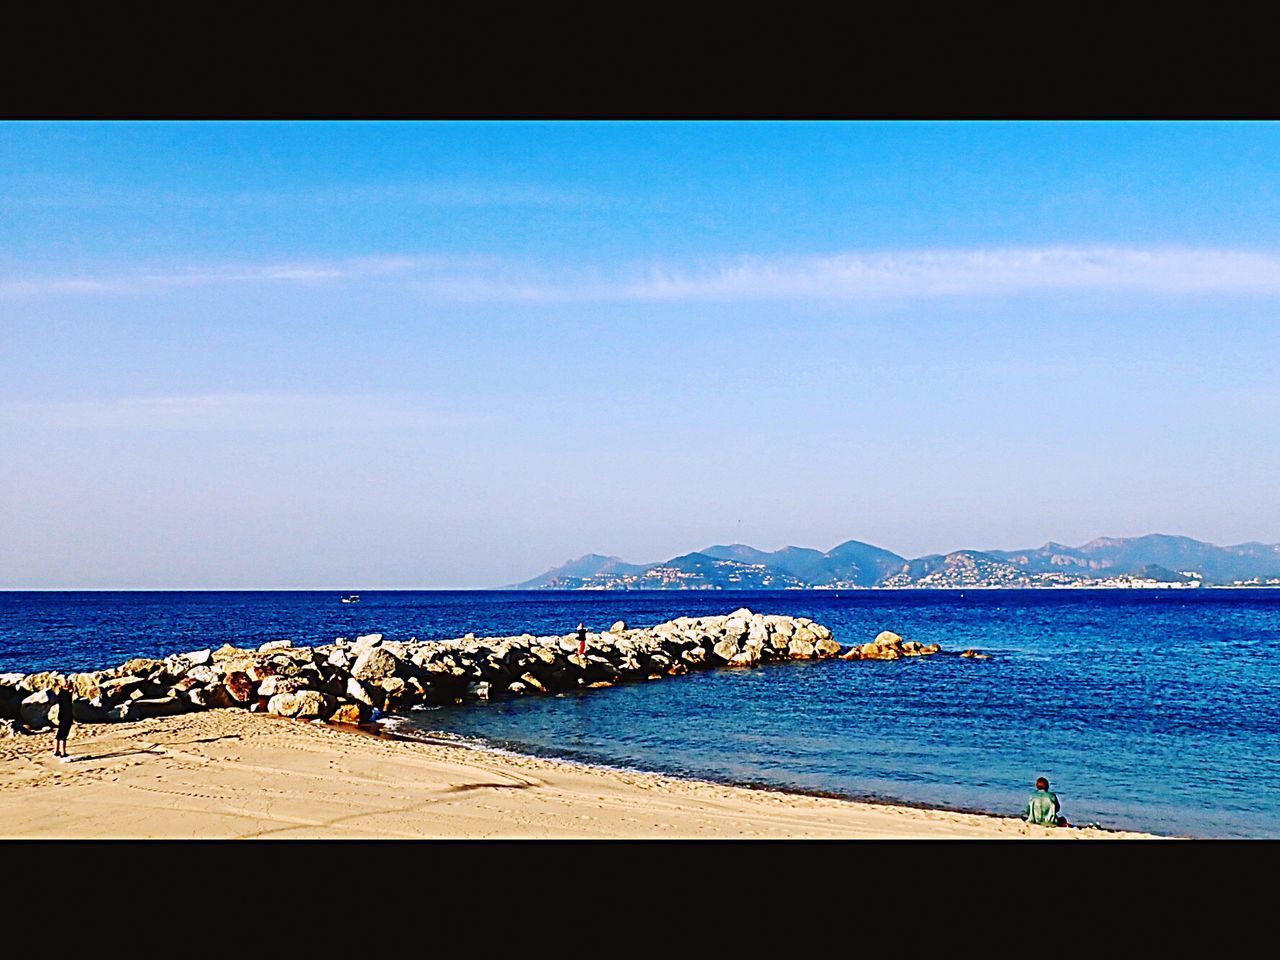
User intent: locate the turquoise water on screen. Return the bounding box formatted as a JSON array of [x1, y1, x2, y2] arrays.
[[2, 589, 1277, 837]]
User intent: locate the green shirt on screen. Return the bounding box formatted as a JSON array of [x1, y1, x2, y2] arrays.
[[1025, 789, 1061, 826]]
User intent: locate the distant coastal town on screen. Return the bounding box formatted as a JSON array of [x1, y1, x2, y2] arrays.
[[510, 534, 1280, 591]]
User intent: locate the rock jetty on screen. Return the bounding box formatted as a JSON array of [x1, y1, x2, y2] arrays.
[[838, 630, 941, 661], [1, 609, 853, 733]]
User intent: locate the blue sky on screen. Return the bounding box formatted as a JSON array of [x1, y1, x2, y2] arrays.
[[2, 121, 1278, 588]]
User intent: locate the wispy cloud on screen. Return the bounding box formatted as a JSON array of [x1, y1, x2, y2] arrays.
[[410, 247, 1280, 303], [6, 246, 1280, 303], [0, 393, 478, 432], [0, 255, 490, 299]]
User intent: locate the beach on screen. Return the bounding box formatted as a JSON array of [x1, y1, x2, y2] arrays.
[[0, 710, 1155, 840]]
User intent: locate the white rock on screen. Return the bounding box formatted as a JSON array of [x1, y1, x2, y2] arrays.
[[712, 636, 741, 661], [258, 675, 308, 697], [267, 691, 333, 719], [346, 677, 377, 706], [186, 665, 219, 685], [19, 690, 56, 728], [352, 647, 401, 682]]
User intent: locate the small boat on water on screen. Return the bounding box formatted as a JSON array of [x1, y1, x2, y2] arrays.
[[340, 594, 361, 604]]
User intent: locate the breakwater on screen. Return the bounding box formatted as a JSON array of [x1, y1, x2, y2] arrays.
[[2, 609, 922, 732]]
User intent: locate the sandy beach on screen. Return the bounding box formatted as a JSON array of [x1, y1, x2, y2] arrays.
[[0, 710, 1155, 839]]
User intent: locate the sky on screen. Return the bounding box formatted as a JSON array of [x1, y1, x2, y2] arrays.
[[2, 121, 1279, 589]]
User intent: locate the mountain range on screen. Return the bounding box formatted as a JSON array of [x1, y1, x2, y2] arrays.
[[508, 534, 1280, 590]]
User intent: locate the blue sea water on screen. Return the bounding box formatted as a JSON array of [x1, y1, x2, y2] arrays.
[[2, 589, 1277, 838]]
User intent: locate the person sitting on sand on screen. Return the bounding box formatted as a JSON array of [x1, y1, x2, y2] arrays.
[[53, 682, 74, 760], [1024, 776, 1068, 827]]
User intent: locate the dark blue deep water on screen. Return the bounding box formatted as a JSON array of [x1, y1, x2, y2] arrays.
[[3, 589, 1278, 838]]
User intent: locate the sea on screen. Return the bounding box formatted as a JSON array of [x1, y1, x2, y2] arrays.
[[2, 588, 1277, 839]]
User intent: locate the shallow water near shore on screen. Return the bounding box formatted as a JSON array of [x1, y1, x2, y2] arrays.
[[3, 589, 1278, 838]]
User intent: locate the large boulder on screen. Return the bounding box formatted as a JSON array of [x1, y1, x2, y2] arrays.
[[120, 658, 164, 677], [788, 636, 816, 659], [98, 675, 146, 702], [224, 672, 257, 702], [182, 687, 213, 709], [353, 633, 384, 653], [351, 647, 402, 683], [203, 683, 239, 708], [257, 675, 310, 698], [186, 665, 220, 685], [267, 691, 335, 719], [814, 636, 842, 658], [258, 639, 293, 653], [582, 657, 620, 684], [246, 661, 278, 682], [711, 636, 741, 662], [265, 657, 300, 678], [71, 672, 106, 700], [328, 702, 366, 725], [840, 630, 939, 661], [22, 671, 66, 693], [19, 690, 56, 728], [681, 647, 707, 666], [518, 672, 547, 693], [345, 677, 379, 708]]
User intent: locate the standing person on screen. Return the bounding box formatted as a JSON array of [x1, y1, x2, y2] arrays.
[[53, 681, 74, 760], [1024, 776, 1068, 827], [576, 622, 588, 658]]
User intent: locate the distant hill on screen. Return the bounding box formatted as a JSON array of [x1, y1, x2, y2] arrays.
[[508, 535, 1280, 589], [989, 534, 1280, 583], [510, 554, 651, 589], [701, 540, 906, 586]]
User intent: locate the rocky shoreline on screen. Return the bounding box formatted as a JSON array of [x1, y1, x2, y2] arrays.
[[1, 610, 951, 735]]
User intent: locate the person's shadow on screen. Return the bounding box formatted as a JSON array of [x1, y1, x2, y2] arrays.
[[60, 748, 166, 762]]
